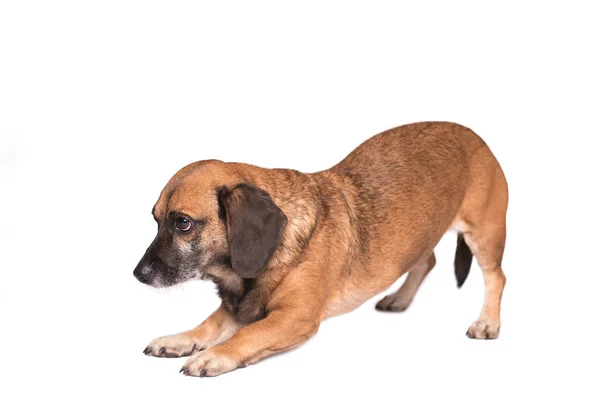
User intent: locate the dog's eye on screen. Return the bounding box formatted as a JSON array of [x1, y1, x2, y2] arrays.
[[176, 217, 192, 232]]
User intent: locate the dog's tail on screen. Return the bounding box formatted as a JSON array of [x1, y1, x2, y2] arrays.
[[454, 233, 473, 288]]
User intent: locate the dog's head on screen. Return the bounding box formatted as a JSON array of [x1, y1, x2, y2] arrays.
[[133, 161, 287, 288]]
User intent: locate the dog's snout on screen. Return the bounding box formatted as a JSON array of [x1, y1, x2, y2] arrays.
[[134, 264, 154, 284]]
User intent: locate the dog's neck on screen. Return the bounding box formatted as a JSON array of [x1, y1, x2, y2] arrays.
[[209, 164, 327, 323]]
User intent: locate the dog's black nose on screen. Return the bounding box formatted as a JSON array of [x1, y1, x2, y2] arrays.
[[133, 265, 153, 284]]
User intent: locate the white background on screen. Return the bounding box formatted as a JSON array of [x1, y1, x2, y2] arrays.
[[1, 1, 599, 399]]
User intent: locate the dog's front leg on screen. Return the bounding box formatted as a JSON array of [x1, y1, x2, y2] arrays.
[[180, 308, 320, 377], [143, 304, 244, 358]]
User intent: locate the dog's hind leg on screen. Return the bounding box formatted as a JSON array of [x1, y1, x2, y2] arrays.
[[460, 159, 508, 340], [463, 222, 507, 339], [375, 253, 436, 312]]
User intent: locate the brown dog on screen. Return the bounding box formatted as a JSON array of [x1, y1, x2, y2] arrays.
[[134, 121, 508, 377]]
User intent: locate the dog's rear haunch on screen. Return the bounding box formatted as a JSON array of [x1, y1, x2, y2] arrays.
[[134, 121, 508, 377]]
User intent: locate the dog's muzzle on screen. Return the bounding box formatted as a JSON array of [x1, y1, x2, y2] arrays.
[[133, 262, 154, 284], [134, 249, 165, 285], [134, 238, 166, 285]]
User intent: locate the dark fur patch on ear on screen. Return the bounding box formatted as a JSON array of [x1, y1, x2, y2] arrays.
[[217, 186, 229, 224], [220, 184, 287, 278]]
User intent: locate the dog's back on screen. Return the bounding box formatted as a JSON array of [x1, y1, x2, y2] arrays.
[[322, 122, 507, 322]]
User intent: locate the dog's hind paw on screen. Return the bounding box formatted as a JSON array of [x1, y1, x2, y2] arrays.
[[375, 295, 410, 312], [466, 319, 500, 340]]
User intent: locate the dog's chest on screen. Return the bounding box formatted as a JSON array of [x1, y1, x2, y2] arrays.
[[218, 280, 267, 324]]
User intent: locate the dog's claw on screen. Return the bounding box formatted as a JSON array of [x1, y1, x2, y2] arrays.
[[179, 367, 188, 374], [143, 346, 151, 355], [200, 369, 207, 377], [158, 347, 166, 356]]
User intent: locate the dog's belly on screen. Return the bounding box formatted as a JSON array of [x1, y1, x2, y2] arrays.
[[323, 220, 463, 319], [325, 292, 370, 318], [324, 272, 404, 318]]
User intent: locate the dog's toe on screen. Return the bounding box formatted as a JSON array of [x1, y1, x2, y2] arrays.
[[144, 335, 204, 358], [466, 319, 500, 340], [180, 349, 239, 377]]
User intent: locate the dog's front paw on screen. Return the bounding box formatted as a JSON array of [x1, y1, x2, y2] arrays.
[[143, 334, 205, 358], [179, 348, 240, 377], [466, 319, 500, 340]]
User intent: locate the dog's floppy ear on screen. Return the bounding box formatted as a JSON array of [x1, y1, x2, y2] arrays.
[[218, 184, 287, 278]]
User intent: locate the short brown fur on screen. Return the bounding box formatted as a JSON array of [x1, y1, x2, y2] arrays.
[[137, 121, 508, 376]]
